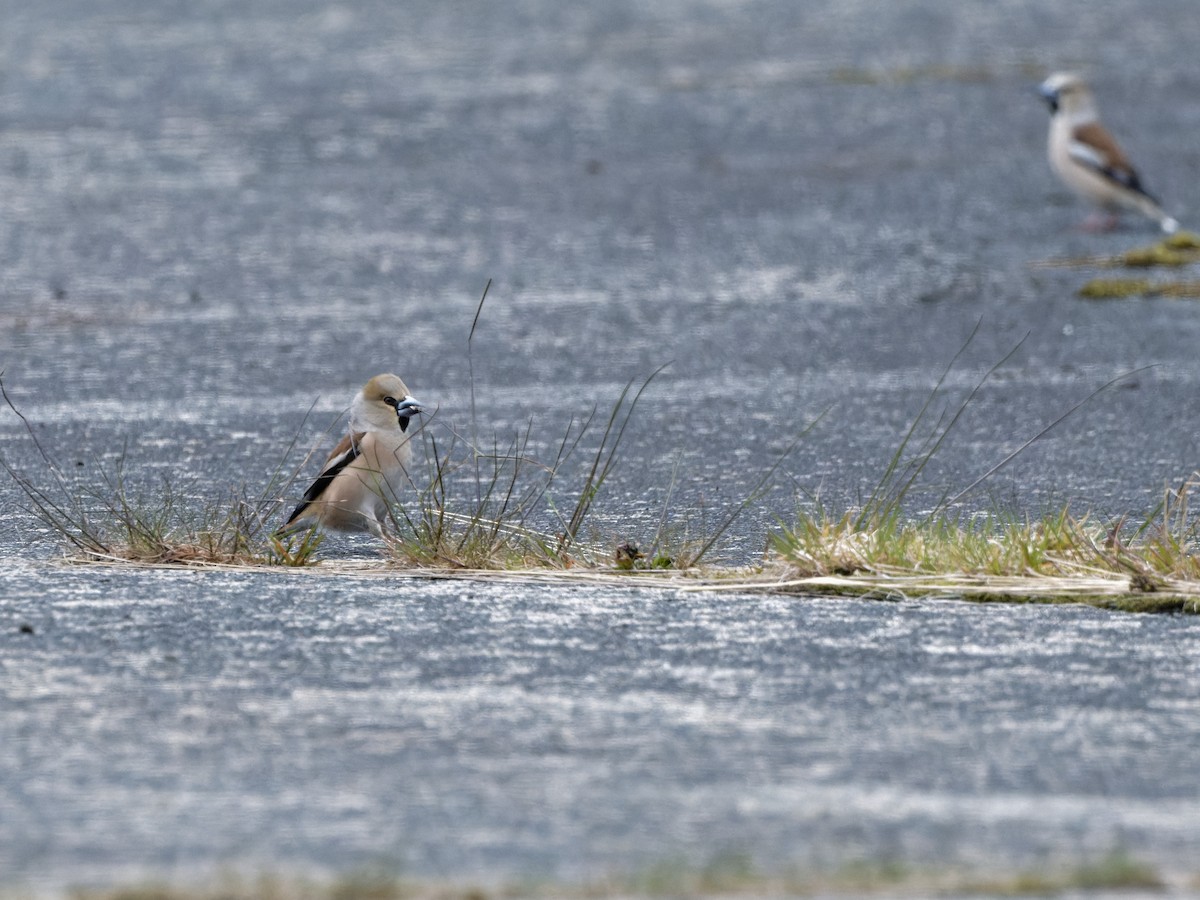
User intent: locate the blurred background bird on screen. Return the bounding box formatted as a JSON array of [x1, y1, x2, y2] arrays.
[[1039, 72, 1179, 234]]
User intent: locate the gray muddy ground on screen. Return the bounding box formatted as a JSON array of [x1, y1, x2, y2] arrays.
[[3, 0, 1200, 893]]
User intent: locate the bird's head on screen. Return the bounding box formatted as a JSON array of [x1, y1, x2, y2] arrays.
[[356, 373, 424, 433], [1038, 72, 1092, 118]]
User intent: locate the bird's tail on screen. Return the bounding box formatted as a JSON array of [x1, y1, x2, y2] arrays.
[[1129, 191, 1179, 233], [274, 503, 311, 538]]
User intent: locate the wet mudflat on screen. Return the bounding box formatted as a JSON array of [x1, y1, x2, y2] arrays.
[[5, 560, 1200, 892], [3, 0, 1200, 893]]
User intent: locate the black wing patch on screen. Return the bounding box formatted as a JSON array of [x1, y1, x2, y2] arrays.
[[1104, 166, 1158, 203], [1070, 123, 1158, 202], [283, 435, 362, 526]]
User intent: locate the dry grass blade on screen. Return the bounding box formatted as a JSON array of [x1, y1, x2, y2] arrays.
[[942, 365, 1152, 510], [467, 278, 491, 506], [673, 408, 826, 568], [557, 365, 668, 550], [1, 373, 111, 556]]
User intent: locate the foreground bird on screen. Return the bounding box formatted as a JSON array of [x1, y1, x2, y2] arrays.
[[1038, 72, 1179, 233], [279, 373, 423, 537]]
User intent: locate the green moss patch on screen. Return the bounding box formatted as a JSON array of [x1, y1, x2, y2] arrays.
[[1079, 278, 1200, 299]]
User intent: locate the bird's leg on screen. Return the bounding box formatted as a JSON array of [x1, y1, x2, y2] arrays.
[[1078, 211, 1121, 233]]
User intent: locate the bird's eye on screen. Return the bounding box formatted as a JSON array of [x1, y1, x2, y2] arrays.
[[384, 396, 397, 407]]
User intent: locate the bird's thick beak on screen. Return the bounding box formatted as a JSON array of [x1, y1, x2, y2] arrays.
[[394, 395, 423, 432], [1038, 84, 1059, 113]]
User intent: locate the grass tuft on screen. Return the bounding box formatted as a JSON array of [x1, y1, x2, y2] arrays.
[[1, 373, 316, 566], [382, 421, 578, 570], [773, 500, 1200, 581], [268, 527, 326, 567], [381, 367, 740, 571], [765, 334, 1200, 607]]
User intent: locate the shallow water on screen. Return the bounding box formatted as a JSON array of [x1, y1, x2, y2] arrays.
[[5, 561, 1200, 891], [3, 0, 1200, 891]]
